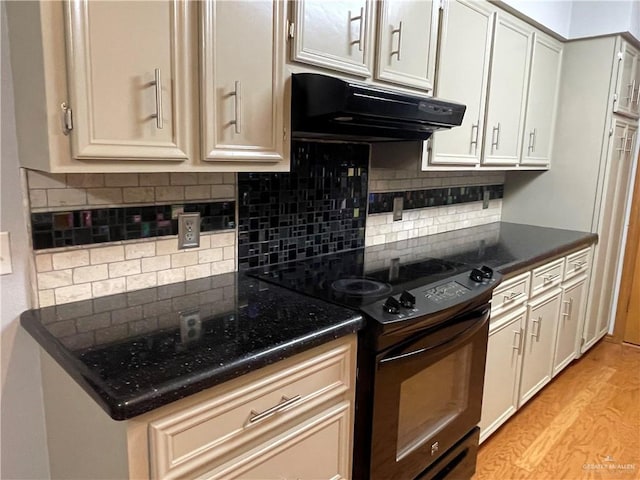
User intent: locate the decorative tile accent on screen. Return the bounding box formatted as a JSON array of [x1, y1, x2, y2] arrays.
[[368, 184, 504, 214], [31, 201, 235, 250], [238, 141, 369, 269]]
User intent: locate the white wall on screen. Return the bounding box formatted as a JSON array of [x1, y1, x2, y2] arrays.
[[502, 0, 640, 41], [0, 4, 50, 479]]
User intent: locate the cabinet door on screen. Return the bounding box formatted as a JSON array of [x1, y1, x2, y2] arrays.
[[201, 0, 288, 166], [519, 290, 561, 406], [291, 0, 373, 78], [613, 41, 640, 118], [553, 277, 586, 376], [375, 0, 439, 91], [586, 121, 637, 350], [65, 0, 195, 161], [479, 307, 525, 444], [202, 402, 352, 480], [520, 33, 562, 167], [482, 13, 532, 166], [427, 0, 494, 166]]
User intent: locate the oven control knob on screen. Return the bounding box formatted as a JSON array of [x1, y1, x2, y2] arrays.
[[399, 290, 416, 308], [469, 268, 485, 283], [480, 265, 494, 279], [383, 296, 401, 314]]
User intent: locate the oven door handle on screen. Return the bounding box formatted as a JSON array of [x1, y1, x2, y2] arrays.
[[380, 307, 490, 364]]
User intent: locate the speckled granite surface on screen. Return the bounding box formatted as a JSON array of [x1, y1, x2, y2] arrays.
[[21, 273, 364, 420], [21, 222, 596, 421]]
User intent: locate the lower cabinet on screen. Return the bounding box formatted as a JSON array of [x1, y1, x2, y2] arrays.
[[553, 276, 587, 376], [480, 246, 593, 443], [39, 335, 357, 480], [479, 306, 525, 443], [518, 289, 561, 406]]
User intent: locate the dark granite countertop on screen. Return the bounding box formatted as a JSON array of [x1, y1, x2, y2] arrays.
[[363, 222, 597, 278], [21, 273, 364, 420], [21, 222, 596, 422]]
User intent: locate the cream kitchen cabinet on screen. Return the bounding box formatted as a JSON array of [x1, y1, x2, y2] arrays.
[[200, 0, 288, 165], [479, 304, 526, 443], [613, 40, 640, 118], [520, 32, 563, 167], [427, 0, 494, 166], [6, 0, 289, 173], [290, 0, 440, 93], [64, 0, 195, 162], [374, 0, 440, 91], [553, 276, 587, 377], [39, 335, 357, 479], [481, 13, 533, 167], [290, 0, 375, 78]]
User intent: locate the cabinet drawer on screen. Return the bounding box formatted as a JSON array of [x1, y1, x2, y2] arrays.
[[530, 258, 564, 298], [491, 271, 530, 317], [564, 247, 591, 281], [148, 339, 354, 480]]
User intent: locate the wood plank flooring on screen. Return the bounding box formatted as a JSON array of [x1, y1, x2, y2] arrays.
[[473, 340, 640, 480]]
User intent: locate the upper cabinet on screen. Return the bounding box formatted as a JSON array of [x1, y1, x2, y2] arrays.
[[65, 0, 195, 162], [6, 0, 289, 173], [481, 13, 533, 166], [429, 0, 494, 166], [200, 0, 288, 164], [291, 0, 374, 78], [519, 33, 563, 167], [374, 0, 440, 91], [290, 0, 439, 93], [425, 1, 563, 171], [613, 40, 640, 118]]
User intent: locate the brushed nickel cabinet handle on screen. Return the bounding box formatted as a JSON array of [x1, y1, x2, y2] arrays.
[[248, 395, 302, 424], [512, 329, 522, 353], [531, 316, 542, 340], [503, 291, 523, 303], [491, 123, 501, 152], [561, 299, 571, 318], [543, 273, 560, 284], [470, 122, 479, 152], [391, 21, 403, 61], [350, 7, 365, 52], [150, 68, 163, 129], [230, 80, 242, 134]]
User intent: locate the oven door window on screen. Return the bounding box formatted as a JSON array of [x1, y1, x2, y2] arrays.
[[396, 343, 472, 460]]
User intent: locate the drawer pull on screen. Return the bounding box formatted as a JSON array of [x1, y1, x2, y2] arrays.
[[543, 273, 560, 284], [572, 261, 587, 270], [530, 316, 542, 340], [150, 68, 163, 129], [561, 298, 573, 318], [248, 395, 302, 425], [503, 291, 524, 302], [512, 328, 523, 354]]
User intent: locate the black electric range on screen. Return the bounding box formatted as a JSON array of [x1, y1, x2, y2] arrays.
[[248, 244, 502, 480]]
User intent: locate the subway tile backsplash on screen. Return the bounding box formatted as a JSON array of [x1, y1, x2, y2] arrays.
[[237, 141, 369, 269]]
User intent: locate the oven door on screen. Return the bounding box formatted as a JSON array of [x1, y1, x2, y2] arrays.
[[369, 304, 490, 480]]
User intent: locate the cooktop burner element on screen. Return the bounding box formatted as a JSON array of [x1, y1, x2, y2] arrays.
[[331, 278, 393, 296]]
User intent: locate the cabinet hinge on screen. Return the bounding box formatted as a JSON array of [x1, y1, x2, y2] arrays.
[[617, 51, 624, 61], [283, 128, 288, 141], [439, 0, 445, 10], [581, 337, 585, 346], [60, 102, 73, 135], [287, 21, 295, 40]]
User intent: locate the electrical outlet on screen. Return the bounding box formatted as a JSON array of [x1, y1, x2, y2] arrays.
[[178, 212, 200, 249], [179, 309, 201, 344]]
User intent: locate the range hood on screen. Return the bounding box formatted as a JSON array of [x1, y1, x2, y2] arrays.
[[291, 73, 466, 142]]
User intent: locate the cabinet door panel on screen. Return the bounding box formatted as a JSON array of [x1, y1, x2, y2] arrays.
[[483, 14, 532, 166], [203, 403, 352, 480], [554, 278, 586, 376], [521, 33, 562, 166], [375, 0, 439, 91], [66, 0, 194, 160], [428, 0, 494, 166], [292, 0, 373, 77], [613, 42, 639, 117], [201, 0, 287, 164], [519, 291, 560, 406], [479, 308, 525, 443]]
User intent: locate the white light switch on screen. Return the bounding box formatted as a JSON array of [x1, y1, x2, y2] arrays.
[[0, 232, 12, 275]]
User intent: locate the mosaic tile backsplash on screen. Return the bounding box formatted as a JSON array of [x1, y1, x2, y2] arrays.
[[369, 184, 504, 214], [31, 202, 235, 250], [238, 141, 369, 269]]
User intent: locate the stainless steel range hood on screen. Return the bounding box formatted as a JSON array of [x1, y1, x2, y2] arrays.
[[291, 73, 466, 142]]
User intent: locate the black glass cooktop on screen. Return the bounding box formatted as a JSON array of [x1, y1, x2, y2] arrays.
[[247, 248, 471, 310]]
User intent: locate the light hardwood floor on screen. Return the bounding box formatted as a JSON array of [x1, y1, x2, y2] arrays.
[[474, 340, 640, 480]]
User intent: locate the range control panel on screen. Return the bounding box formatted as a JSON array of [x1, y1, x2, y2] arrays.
[[361, 266, 502, 324]]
